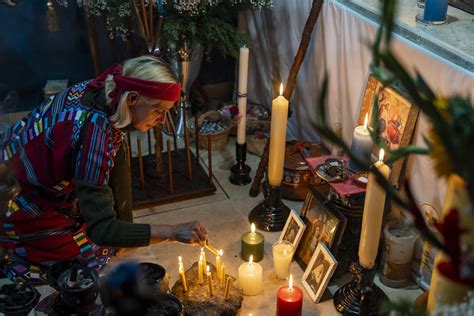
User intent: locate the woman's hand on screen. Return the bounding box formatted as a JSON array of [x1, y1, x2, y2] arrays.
[[172, 221, 208, 246]]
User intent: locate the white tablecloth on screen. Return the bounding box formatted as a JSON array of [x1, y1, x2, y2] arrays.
[[245, 0, 474, 210]]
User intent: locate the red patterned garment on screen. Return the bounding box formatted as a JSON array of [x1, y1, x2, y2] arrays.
[[0, 81, 123, 283]]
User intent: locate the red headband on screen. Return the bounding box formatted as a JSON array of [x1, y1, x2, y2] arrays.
[[87, 63, 181, 112]]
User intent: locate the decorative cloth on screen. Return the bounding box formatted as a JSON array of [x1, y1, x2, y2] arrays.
[[87, 63, 181, 113]]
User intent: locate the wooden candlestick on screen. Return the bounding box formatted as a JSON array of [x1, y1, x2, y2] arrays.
[[137, 137, 145, 190], [207, 135, 213, 184], [167, 139, 174, 194]]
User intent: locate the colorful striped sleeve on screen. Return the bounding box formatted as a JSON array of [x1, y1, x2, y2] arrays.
[[74, 115, 114, 186]]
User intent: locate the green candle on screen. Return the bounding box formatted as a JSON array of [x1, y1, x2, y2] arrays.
[[241, 223, 264, 262]]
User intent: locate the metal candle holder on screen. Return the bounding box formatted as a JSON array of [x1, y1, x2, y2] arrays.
[[333, 262, 389, 316], [248, 184, 290, 232], [229, 142, 251, 185]]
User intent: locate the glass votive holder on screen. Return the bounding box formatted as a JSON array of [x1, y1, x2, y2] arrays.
[[380, 219, 420, 288], [272, 240, 295, 280]]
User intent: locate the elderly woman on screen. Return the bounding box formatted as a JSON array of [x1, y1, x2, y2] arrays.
[[0, 55, 208, 283]]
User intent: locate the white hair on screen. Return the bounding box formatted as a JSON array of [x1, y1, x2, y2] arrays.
[[104, 55, 178, 129]]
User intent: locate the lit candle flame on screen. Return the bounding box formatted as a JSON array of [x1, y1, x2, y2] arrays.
[[218, 249, 223, 257], [201, 247, 204, 252], [207, 265, 210, 273], [199, 254, 203, 262], [249, 255, 253, 265], [251, 223, 256, 234], [379, 149, 385, 162], [289, 274, 293, 289], [364, 113, 368, 130], [279, 83, 283, 96], [178, 256, 182, 263]]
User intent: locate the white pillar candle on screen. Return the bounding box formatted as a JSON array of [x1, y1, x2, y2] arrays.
[[272, 240, 295, 280], [358, 149, 390, 269], [348, 113, 373, 171], [236, 45, 249, 145], [238, 255, 263, 296], [216, 249, 223, 280], [268, 83, 289, 187]]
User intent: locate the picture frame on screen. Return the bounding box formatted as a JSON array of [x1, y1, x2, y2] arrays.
[[278, 209, 306, 251], [295, 187, 347, 270], [357, 74, 420, 188], [302, 242, 338, 303]]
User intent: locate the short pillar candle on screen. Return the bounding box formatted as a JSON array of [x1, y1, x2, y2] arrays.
[[238, 255, 263, 296], [277, 274, 303, 316], [241, 223, 264, 262]]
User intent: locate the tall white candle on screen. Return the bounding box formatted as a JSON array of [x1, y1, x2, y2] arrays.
[[237, 45, 249, 145], [348, 113, 373, 171], [238, 255, 263, 296], [358, 149, 390, 269], [268, 83, 289, 186]]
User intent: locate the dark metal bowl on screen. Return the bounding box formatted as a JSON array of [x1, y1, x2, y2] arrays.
[[146, 293, 184, 316], [138, 262, 170, 295]]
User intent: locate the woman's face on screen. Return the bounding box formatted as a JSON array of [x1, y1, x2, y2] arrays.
[[128, 93, 175, 132]]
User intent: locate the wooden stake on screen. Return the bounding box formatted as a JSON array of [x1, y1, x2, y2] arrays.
[[148, 0, 153, 42], [194, 115, 200, 165], [140, 0, 149, 40], [147, 129, 152, 155], [167, 139, 174, 194], [183, 108, 192, 181], [127, 132, 132, 162], [126, 143, 131, 172], [207, 135, 213, 184], [153, 126, 163, 174], [137, 138, 145, 190]]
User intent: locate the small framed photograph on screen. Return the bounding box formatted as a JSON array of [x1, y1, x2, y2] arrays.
[[302, 242, 338, 303], [295, 187, 347, 270], [278, 209, 306, 250]]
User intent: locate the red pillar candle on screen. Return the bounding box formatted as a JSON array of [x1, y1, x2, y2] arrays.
[[277, 274, 303, 316]]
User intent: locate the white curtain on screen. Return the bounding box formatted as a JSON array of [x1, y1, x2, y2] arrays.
[[245, 0, 474, 209]]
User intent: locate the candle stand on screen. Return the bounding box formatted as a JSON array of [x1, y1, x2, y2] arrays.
[[333, 262, 389, 316], [248, 184, 290, 232], [230, 142, 252, 185]]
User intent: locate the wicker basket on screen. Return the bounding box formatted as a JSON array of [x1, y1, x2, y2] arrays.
[[246, 120, 271, 156], [218, 103, 270, 136], [187, 111, 232, 151]]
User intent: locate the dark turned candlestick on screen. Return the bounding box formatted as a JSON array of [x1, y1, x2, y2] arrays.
[[333, 262, 389, 316], [248, 184, 290, 232], [229, 142, 251, 185]]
